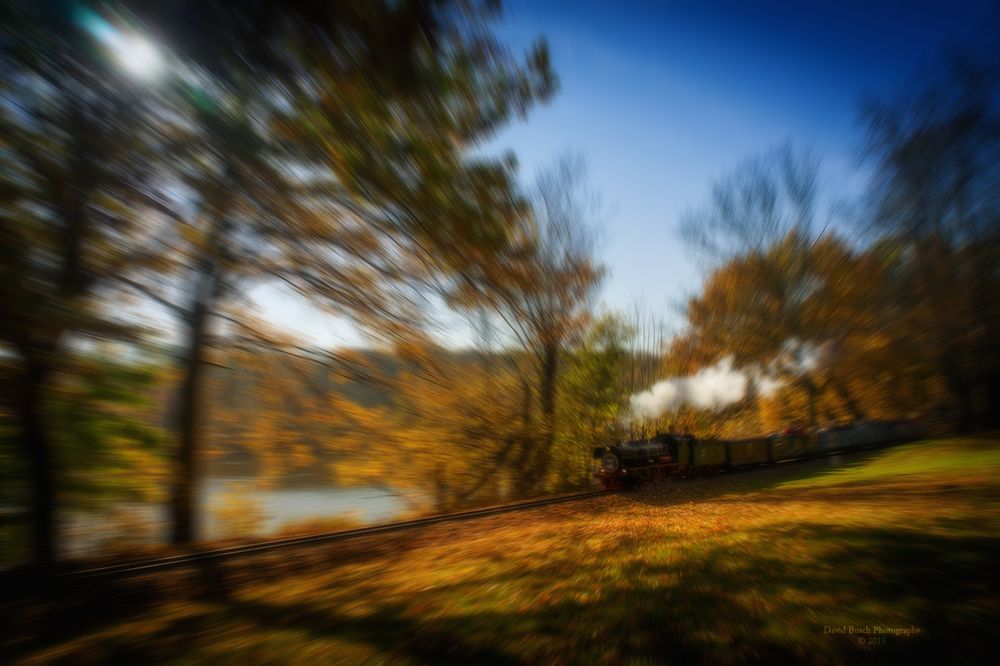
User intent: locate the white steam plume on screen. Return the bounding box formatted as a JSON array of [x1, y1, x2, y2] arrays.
[[628, 357, 782, 421], [752, 373, 784, 397]]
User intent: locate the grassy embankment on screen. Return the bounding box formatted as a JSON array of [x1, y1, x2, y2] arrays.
[[3, 435, 998, 664]]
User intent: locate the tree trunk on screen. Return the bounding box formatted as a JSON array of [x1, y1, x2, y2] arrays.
[[521, 376, 533, 433], [169, 210, 228, 544], [169, 142, 236, 544], [531, 341, 559, 489], [169, 290, 213, 544], [19, 351, 56, 568]]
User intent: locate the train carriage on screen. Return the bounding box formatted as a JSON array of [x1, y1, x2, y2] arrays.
[[817, 428, 843, 452], [768, 434, 811, 462], [805, 433, 820, 455], [726, 438, 770, 467], [691, 439, 727, 469]]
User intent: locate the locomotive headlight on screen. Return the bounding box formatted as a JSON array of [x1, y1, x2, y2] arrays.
[[601, 452, 620, 473]]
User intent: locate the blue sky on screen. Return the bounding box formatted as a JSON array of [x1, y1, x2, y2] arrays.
[[257, 0, 998, 348], [490, 0, 996, 318]]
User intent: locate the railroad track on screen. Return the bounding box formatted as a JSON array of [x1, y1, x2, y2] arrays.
[[59, 489, 610, 581]]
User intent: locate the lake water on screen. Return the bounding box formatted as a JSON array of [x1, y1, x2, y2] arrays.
[[202, 477, 407, 530], [62, 478, 410, 558]]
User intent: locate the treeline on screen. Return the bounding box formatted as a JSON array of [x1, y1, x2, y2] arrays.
[[667, 57, 999, 437]]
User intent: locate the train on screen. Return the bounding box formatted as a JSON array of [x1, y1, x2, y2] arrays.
[[592, 421, 927, 490]]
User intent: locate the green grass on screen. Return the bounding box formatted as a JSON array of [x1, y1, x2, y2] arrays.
[[777, 436, 1000, 489], [3, 435, 998, 665]]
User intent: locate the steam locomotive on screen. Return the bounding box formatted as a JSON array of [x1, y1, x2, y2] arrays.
[[592, 421, 926, 489]]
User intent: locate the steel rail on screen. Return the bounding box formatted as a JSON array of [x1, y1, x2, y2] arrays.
[[58, 489, 611, 581]]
